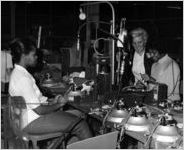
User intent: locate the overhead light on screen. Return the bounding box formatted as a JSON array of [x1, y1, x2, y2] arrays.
[[79, 8, 86, 20]]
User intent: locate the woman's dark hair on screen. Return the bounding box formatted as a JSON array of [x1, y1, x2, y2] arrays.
[[149, 39, 167, 54], [10, 37, 36, 63]]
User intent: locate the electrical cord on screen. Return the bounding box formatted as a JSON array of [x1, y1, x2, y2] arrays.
[[98, 28, 128, 55], [101, 80, 123, 133], [93, 37, 109, 56], [167, 60, 180, 98]]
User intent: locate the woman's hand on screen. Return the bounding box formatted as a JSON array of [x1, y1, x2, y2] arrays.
[[46, 95, 68, 107], [136, 80, 145, 88], [140, 73, 150, 82], [55, 94, 68, 106]]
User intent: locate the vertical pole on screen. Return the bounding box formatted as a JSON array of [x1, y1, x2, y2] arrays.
[[84, 4, 99, 67], [84, 5, 90, 67], [37, 26, 42, 49], [107, 2, 115, 85]]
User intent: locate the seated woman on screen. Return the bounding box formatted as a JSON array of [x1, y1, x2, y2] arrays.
[[9, 37, 92, 141]]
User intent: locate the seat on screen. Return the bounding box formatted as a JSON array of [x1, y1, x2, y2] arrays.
[[179, 79, 183, 95], [67, 131, 119, 149], [1, 94, 9, 148], [8, 96, 68, 149]]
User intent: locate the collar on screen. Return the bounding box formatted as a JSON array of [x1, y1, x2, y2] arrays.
[[158, 54, 169, 63], [14, 64, 29, 73], [134, 51, 145, 57]]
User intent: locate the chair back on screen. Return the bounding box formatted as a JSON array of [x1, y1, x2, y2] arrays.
[[8, 96, 28, 136], [179, 80, 183, 95], [67, 131, 119, 149]]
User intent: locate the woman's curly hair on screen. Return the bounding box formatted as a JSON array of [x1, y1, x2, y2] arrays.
[[10, 37, 36, 63]]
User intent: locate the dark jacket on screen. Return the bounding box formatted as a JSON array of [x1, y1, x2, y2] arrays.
[[128, 50, 154, 83], [143, 52, 153, 76]]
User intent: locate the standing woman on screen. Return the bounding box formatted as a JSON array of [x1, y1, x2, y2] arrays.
[[129, 27, 153, 85]]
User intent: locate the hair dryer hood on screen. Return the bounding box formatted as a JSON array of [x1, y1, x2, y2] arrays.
[[125, 116, 151, 132], [107, 109, 128, 124], [153, 125, 180, 143]]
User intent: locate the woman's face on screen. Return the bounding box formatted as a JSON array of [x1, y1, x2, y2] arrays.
[[132, 36, 146, 54], [24, 46, 38, 67], [148, 49, 160, 62]]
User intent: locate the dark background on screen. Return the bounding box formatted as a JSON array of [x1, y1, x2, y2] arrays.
[[1, 1, 183, 64]]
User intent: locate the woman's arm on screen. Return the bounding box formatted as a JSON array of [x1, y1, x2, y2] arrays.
[[33, 103, 63, 115], [34, 95, 68, 115]]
